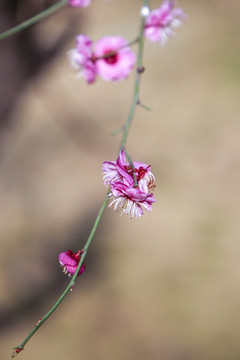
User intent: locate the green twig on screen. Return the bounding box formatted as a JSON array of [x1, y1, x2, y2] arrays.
[[0, 0, 68, 41], [111, 127, 124, 136], [138, 101, 152, 111], [124, 148, 138, 187], [120, 0, 149, 150]]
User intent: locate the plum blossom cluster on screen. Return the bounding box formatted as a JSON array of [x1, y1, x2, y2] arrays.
[[69, 35, 136, 83], [68, 1, 186, 83], [144, 1, 187, 46], [102, 150, 156, 219], [58, 249, 85, 277]]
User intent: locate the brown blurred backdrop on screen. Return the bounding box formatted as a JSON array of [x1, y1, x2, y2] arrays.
[[0, 0, 240, 359]]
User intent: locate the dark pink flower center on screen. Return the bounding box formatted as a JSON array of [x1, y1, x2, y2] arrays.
[[66, 249, 83, 263], [125, 165, 150, 182], [145, 22, 165, 29], [137, 166, 151, 180], [103, 50, 118, 64]]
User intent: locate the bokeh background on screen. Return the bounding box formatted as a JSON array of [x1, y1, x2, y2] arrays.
[[0, 0, 240, 359]]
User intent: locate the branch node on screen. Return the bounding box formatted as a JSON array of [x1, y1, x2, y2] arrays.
[[138, 101, 152, 111], [137, 66, 145, 74]]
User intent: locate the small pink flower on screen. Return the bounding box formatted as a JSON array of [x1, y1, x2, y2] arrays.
[[69, 35, 136, 83], [102, 150, 156, 219], [103, 149, 155, 190], [68, 35, 97, 83], [144, 1, 186, 45], [94, 36, 136, 81], [110, 180, 156, 219], [58, 250, 85, 277], [68, 0, 92, 8]]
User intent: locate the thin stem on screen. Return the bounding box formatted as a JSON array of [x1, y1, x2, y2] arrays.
[[124, 148, 138, 187], [137, 101, 152, 111], [0, 0, 68, 41], [111, 126, 124, 136], [83, 196, 109, 253], [120, 0, 149, 150], [12, 1, 149, 356]]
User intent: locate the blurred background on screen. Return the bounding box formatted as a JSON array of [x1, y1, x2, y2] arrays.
[[0, 0, 240, 359]]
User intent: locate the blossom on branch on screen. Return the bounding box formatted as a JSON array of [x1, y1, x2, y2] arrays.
[[102, 150, 156, 219], [94, 36, 136, 81], [103, 150, 155, 189], [110, 180, 156, 219], [68, 0, 92, 8], [144, 1, 186, 45], [68, 35, 97, 83], [68, 35, 136, 83], [58, 250, 85, 277]]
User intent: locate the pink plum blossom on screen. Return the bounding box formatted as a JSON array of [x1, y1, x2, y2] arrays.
[[94, 36, 136, 82], [68, 35, 97, 83], [110, 180, 156, 219], [102, 150, 156, 219], [103, 149, 155, 190], [144, 1, 186, 45], [68, 0, 92, 8], [58, 249, 85, 277], [68, 35, 136, 83]]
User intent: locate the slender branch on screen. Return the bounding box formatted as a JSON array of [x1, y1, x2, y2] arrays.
[[11, 1, 149, 356], [120, 0, 149, 150], [137, 101, 152, 111], [0, 0, 68, 41], [124, 148, 138, 187], [111, 126, 124, 136]]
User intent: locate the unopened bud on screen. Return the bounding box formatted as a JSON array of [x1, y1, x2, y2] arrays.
[[140, 6, 150, 17], [12, 347, 23, 358]]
